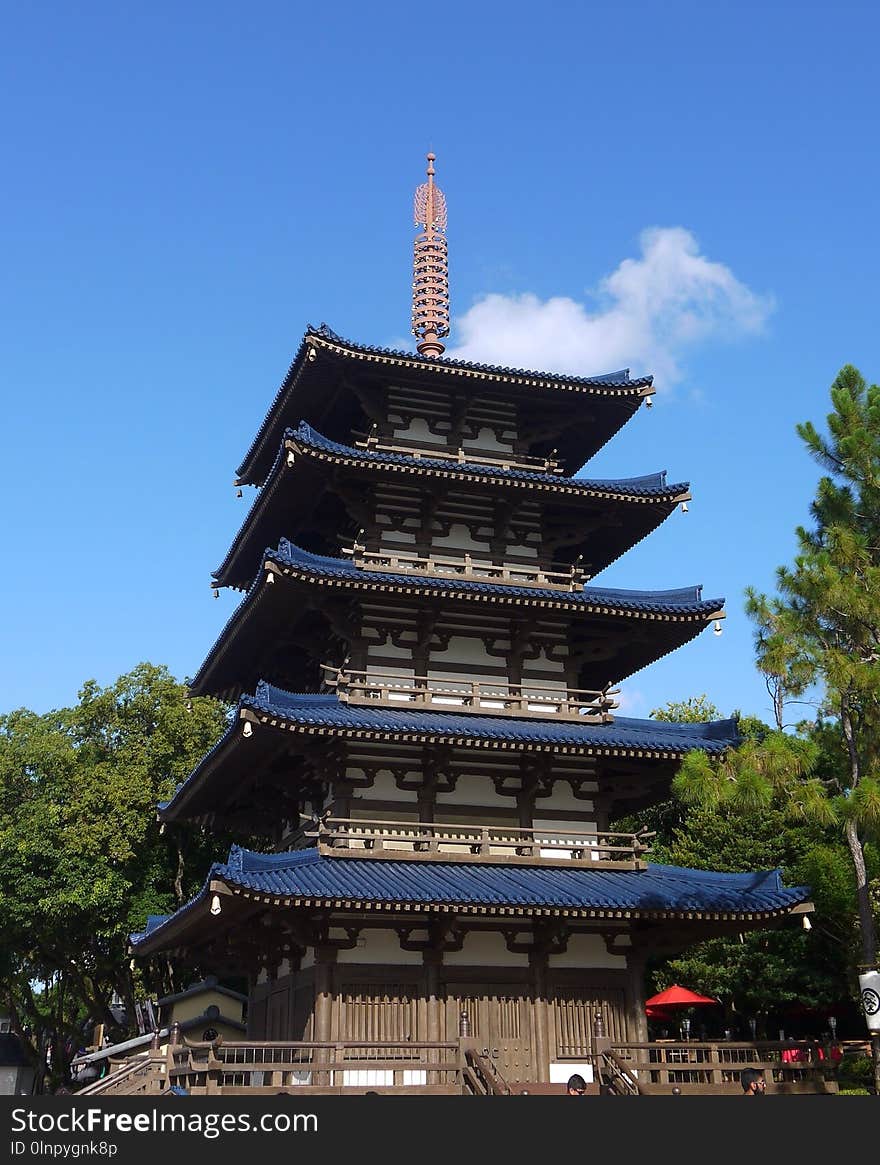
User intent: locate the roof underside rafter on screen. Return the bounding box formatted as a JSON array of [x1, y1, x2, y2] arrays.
[[236, 326, 656, 486], [215, 422, 691, 590]]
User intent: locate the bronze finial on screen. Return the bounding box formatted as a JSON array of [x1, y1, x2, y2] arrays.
[[412, 152, 449, 358]]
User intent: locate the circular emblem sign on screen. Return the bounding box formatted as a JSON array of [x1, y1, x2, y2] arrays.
[[862, 988, 880, 1017]]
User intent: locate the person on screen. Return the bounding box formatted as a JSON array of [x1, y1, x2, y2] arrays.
[[566, 1073, 587, 1095], [740, 1068, 766, 1096]]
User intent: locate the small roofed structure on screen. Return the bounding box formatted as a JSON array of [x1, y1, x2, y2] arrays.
[[155, 976, 247, 1043], [72, 977, 246, 1080]]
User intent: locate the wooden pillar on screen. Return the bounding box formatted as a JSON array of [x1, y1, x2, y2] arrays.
[[418, 787, 436, 825], [625, 948, 649, 1043], [424, 949, 443, 1086], [313, 947, 336, 1042], [530, 951, 550, 1083], [313, 946, 337, 1087], [424, 950, 442, 1042], [517, 793, 536, 848]]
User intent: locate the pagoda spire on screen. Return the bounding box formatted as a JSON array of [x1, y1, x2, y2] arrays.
[[411, 152, 450, 358]]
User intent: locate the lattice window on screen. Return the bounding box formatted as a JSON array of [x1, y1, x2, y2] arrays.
[[551, 989, 625, 1058], [341, 984, 418, 1042]]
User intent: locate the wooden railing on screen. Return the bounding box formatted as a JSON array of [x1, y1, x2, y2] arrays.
[[600, 1041, 838, 1095], [166, 1038, 466, 1095], [76, 1051, 166, 1096], [324, 666, 618, 723], [599, 1050, 641, 1096], [341, 544, 587, 591], [353, 430, 563, 475], [462, 1047, 513, 1096], [307, 815, 653, 870]]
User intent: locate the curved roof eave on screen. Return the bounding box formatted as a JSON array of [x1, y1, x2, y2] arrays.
[[131, 844, 811, 956], [236, 325, 655, 485]]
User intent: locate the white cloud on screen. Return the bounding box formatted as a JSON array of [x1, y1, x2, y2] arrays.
[[614, 687, 646, 717], [446, 227, 774, 387]]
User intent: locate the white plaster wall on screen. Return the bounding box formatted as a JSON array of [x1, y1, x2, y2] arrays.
[[392, 417, 439, 444], [550, 1061, 594, 1085], [532, 816, 598, 860], [534, 782, 598, 812], [548, 933, 629, 970], [506, 541, 538, 559], [363, 664, 416, 683], [461, 427, 513, 452], [335, 928, 423, 966], [366, 639, 413, 661], [351, 771, 418, 803], [533, 816, 597, 836], [434, 773, 497, 808], [431, 523, 490, 553], [443, 931, 529, 967], [429, 636, 499, 670], [528, 648, 566, 677]]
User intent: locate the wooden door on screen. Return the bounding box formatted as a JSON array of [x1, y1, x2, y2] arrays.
[[447, 985, 534, 1083], [267, 983, 290, 1040]]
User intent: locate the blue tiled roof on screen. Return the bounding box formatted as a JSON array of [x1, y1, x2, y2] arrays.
[[131, 845, 810, 948], [288, 422, 685, 497], [158, 686, 740, 821], [267, 538, 721, 613], [236, 325, 654, 484], [305, 326, 652, 389], [215, 422, 689, 590], [306, 324, 653, 388], [242, 684, 741, 752]]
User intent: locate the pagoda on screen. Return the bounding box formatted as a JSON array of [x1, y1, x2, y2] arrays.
[[132, 157, 810, 1089]]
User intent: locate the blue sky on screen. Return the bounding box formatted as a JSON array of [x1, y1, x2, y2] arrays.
[[2, 1, 878, 725]]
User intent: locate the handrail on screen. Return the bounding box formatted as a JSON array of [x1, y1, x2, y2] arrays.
[[323, 665, 619, 723], [306, 815, 653, 869], [76, 1052, 165, 1096], [463, 1048, 513, 1096], [604, 1040, 837, 1095], [341, 544, 587, 591], [165, 1037, 467, 1095], [353, 430, 563, 475], [600, 1049, 641, 1096]]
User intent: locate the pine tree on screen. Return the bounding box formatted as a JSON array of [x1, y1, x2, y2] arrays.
[[676, 366, 880, 1092]]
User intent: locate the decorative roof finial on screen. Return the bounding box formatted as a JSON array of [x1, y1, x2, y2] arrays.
[[412, 152, 449, 358]]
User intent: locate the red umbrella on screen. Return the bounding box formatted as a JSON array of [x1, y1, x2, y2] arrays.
[[645, 985, 719, 1019]]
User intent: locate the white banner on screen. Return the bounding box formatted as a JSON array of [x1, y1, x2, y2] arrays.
[[858, 970, 880, 1033]]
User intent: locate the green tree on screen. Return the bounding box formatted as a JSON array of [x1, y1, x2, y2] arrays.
[[0, 664, 228, 1088], [651, 803, 854, 1025], [676, 365, 880, 1089], [626, 701, 858, 1033]]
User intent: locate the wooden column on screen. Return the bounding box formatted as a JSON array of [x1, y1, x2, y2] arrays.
[[424, 950, 442, 1042], [424, 949, 443, 1086], [625, 948, 649, 1043], [530, 951, 550, 1083], [313, 946, 337, 1085]]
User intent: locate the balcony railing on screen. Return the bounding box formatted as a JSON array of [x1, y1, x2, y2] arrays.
[[323, 666, 618, 723], [168, 1038, 467, 1094], [600, 1041, 839, 1095], [353, 429, 563, 475], [306, 815, 653, 870], [341, 544, 587, 591]]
